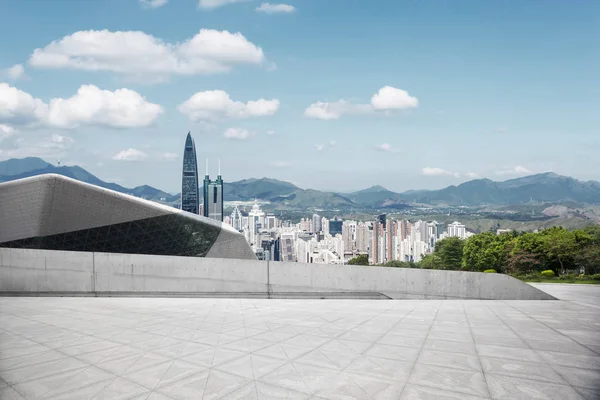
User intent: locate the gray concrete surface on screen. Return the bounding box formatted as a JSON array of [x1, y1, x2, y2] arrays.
[[1, 288, 599, 400], [0, 248, 555, 300], [530, 283, 600, 309]]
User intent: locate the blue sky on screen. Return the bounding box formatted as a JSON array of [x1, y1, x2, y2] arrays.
[[0, 0, 598, 194]]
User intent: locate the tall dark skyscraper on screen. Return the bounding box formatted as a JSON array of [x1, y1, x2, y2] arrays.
[[203, 160, 224, 222], [181, 132, 200, 214]]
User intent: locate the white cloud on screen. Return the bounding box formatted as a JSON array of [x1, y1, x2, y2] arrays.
[[179, 90, 279, 121], [0, 133, 74, 160], [0, 83, 47, 125], [304, 86, 418, 120], [256, 3, 296, 13], [160, 152, 178, 161], [315, 141, 336, 152], [5, 64, 25, 80], [224, 127, 254, 140], [371, 86, 419, 110], [112, 148, 148, 161], [465, 172, 480, 179], [0, 83, 162, 129], [198, 0, 249, 9], [0, 124, 15, 140], [266, 129, 276, 135], [315, 144, 325, 152], [495, 166, 532, 176], [270, 161, 291, 168], [140, 0, 168, 8], [375, 143, 400, 154], [329, 140, 336, 146], [421, 167, 460, 177], [28, 29, 266, 80]]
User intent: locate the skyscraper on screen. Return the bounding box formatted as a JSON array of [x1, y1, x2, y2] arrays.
[[181, 132, 199, 214], [203, 160, 224, 222]]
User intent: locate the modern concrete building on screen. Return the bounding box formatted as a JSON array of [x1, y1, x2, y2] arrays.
[[181, 132, 200, 214], [202, 160, 224, 222], [0, 174, 255, 259]]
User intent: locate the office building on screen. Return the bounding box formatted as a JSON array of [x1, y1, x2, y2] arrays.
[[202, 160, 224, 222], [181, 132, 200, 214]]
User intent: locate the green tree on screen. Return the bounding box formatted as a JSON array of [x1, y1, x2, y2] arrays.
[[434, 237, 464, 270], [418, 254, 442, 270], [382, 260, 417, 268], [348, 254, 369, 266], [462, 232, 511, 272], [539, 227, 578, 274], [576, 245, 600, 275]]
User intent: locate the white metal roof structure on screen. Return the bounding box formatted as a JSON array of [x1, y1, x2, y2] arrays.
[[0, 174, 256, 259]]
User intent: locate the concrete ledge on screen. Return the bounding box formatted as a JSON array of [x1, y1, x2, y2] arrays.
[[0, 291, 391, 299], [0, 248, 556, 300]]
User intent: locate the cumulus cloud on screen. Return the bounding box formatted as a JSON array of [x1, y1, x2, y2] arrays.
[[270, 161, 291, 168], [495, 166, 532, 176], [375, 143, 400, 153], [315, 144, 325, 152], [28, 29, 266, 80], [256, 3, 296, 13], [0, 83, 163, 129], [112, 148, 148, 161], [0, 124, 15, 141], [140, 0, 168, 7], [5, 64, 25, 80], [304, 86, 418, 120], [198, 0, 249, 9], [224, 127, 254, 140], [421, 167, 460, 178], [371, 86, 419, 110], [179, 90, 279, 121]]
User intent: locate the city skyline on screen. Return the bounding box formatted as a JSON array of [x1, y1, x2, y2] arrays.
[[0, 0, 599, 193]]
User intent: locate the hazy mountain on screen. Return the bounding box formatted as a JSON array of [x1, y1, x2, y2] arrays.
[[346, 185, 406, 207], [1, 158, 599, 207], [0, 157, 50, 176], [402, 173, 600, 205], [0, 159, 173, 202]]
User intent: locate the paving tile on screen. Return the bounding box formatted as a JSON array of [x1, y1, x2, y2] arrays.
[[476, 344, 543, 363], [259, 362, 312, 394], [557, 366, 600, 390], [408, 364, 489, 398], [486, 374, 585, 400], [0, 387, 26, 400], [480, 356, 565, 384], [537, 350, 600, 370], [399, 383, 490, 400], [1, 357, 88, 385], [416, 349, 481, 371], [344, 356, 413, 382], [422, 338, 477, 355], [91, 377, 150, 400], [155, 369, 210, 399], [364, 343, 421, 363], [576, 387, 600, 400]]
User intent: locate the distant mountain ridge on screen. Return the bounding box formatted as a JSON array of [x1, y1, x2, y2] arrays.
[[0, 157, 599, 207]]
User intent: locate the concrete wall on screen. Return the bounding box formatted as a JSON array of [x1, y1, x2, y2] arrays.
[[0, 248, 555, 300]]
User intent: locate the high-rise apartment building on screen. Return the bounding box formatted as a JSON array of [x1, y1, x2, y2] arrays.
[[312, 214, 322, 233], [202, 160, 224, 222], [181, 132, 199, 214], [329, 218, 343, 236], [355, 222, 370, 252], [230, 206, 242, 231], [447, 221, 467, 239], [321, 217, 330, 236]]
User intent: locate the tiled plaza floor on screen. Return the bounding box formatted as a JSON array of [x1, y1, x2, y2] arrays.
[[1, 286, 599, 399]]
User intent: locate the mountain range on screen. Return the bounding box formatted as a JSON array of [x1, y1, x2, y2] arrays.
[[1, 157, 599, 208]]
